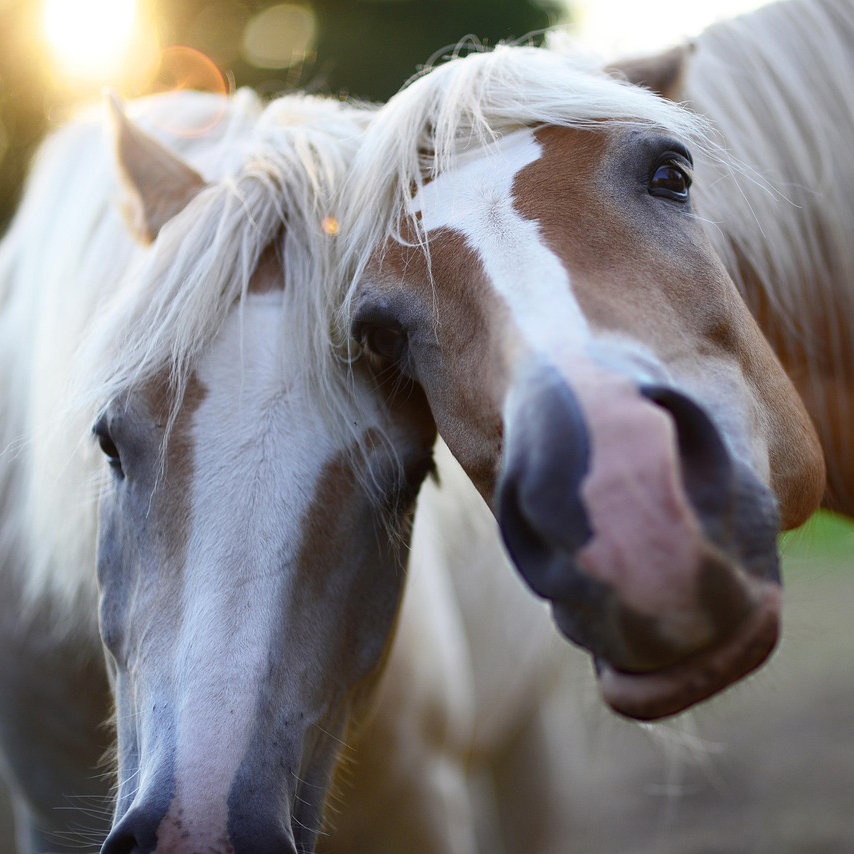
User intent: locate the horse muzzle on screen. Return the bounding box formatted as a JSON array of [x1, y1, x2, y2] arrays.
[[101, 728, 323, 854], [497, 364, 782, 720], [102, 796, 303, 854]]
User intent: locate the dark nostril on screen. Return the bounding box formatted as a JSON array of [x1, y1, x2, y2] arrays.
[[500, 369, 592, 547], [497, 367, 593, 600], [101, 808, 160, 854], [640, 384, 733, 522], [100, 832, 139, 854], [101, 832, 143, 854], [102, 813, 299, 854]]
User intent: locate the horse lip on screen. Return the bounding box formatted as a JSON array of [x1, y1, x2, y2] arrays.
[[596, 581, 781, 721]]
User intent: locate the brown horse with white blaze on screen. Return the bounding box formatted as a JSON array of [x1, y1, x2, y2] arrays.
[[342, 41, 825, 721]]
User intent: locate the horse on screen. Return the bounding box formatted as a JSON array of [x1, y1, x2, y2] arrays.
[[339, 0, 829, 725], [0, 89, 456, 853]]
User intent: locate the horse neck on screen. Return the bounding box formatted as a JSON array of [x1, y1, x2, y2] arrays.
[[684, 0, 854, 513]]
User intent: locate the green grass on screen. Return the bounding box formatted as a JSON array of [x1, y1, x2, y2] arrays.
[[780, 509, 854, 564]]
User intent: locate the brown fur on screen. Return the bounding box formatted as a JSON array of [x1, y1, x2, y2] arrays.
[[607, 44, 693, 101], [143, 372, 208, 549], [368, 231, 506, 500], [248, 238, 286, 294], [731, 251, 854, 514], [609, 38, 841, 517]]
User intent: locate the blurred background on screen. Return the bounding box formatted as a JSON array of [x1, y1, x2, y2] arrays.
[[0, 0, 772, 233]]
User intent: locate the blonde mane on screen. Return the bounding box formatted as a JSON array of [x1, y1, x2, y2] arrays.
[[0, 90, 370, 628], [339, 41, 710, 317]]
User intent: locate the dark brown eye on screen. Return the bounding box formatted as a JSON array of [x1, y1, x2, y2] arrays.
[[363, 324, 406, 363], [649, 162, 692, 201], [93, 419, 123, 477]]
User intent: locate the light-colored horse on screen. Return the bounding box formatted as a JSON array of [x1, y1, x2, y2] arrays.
[[345, 9, 854, 845], [0, 90, 454, 853], [340, 2, 828, 725]]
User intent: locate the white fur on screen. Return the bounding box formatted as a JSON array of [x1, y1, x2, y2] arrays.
[[407, 125, 766, 474], [409, 128, 694, 393], [413, 128, 589, 366], [165, 293, 340, 829], [340, 41, 708, 320], [683, 0, 854, 499], [341, 32, 789, 483]]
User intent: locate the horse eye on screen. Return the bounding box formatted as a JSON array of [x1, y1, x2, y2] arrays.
[[362, 324, 407, 363], [649, 161, 692, 202], [93, 421, 123, 476]]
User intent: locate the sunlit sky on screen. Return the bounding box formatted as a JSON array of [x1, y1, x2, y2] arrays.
[[39, 0, 775, 93], [43, 0, 142, 83], [573, 0, 769, 57], [40, 0, 317, 94]]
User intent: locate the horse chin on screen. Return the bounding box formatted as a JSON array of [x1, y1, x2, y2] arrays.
[[594, 581, 781, 721]]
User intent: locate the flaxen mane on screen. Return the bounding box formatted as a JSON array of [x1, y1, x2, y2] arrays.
[[0, 91, 369, 625]]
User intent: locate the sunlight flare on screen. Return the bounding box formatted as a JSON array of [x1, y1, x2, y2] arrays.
[[43, 0, 138, 83]]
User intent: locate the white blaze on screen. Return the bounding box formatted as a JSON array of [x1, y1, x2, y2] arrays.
[[161, 292, 336, 842], [411, 128, 694, 399], [413, 128, 590, 368], [410, 123, 769, 527]]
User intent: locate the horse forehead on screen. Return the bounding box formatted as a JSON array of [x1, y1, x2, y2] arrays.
[[190, 293, 346, 502], [412, 128, 543, 232], [196, 293, 292, 397], [411, 126, 591, 365]]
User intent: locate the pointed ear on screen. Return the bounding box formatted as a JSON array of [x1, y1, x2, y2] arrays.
[[106, 93, 206, 244], [606, 44, 693, 101]]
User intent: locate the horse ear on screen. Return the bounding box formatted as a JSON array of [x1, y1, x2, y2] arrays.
[[106, 93, 206, 244], [606, 44, 693, 101]]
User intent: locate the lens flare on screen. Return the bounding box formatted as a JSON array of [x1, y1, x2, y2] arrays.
[[141, 47, 231, 138], [151, 46, 229, 97], [242, 3, 316, 70]]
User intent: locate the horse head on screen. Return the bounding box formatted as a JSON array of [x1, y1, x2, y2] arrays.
[[92, 98, 433, 853], [344, 46, 825, 721]]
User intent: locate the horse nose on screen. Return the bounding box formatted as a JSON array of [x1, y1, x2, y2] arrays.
[[639, 383, 734, 523], [101, 805, 299, 854], [496, 364, 780, 671], [100, 805, 161, 854], [497, 364, 593, 602]]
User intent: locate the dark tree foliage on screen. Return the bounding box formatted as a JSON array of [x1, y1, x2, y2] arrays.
[[309, 0, 555, 101], [0, 3, 55, 232]]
